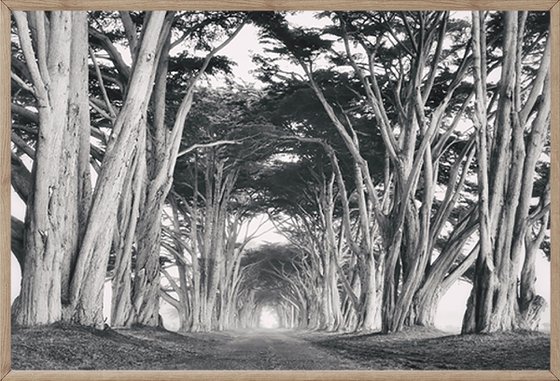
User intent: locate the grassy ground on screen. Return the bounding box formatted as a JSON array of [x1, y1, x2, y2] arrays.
[[300, 326, 550, 370], [12, 323, 233, 370], [12, 323, 550, 370]]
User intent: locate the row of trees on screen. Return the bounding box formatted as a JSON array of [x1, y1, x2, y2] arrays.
[[11, 10, 247, 327], [156, 87, 278, 331], [241, 10, 550, 333], [11, 10, 550, 335]]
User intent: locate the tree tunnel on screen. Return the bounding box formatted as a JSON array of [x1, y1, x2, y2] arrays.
[[234, 244, 307, 330], [9, 10, 550, 337]]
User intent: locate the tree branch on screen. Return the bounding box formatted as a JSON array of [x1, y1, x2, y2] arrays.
[[13, 11, 47, 101], [177, 140, 241, 157], [89, 48, 117, 119]]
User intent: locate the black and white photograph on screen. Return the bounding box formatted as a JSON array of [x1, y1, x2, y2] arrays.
[[9, 9, 551, 370]]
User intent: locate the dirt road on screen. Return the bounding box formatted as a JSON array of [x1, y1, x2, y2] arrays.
[[208, 329, 359, 369]]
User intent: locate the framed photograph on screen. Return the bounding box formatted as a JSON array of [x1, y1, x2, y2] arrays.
[[1, 1, 558, 380]]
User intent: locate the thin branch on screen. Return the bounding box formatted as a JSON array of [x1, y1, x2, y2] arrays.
[[89, 99, 114, 127], [13, 11, 47, 101], [381, 15, 414, 56], [399, 12, 419, 53], [89, 26, 131, 79], [89, 47, 117, 119], [11, 72, 36, 95], [159, 289, 180, 308], [11, 132, 36, 159], [177, 140, 241, 157], [31, 11, 50, 83], [119, 11, 138, 58], [11, 103, 39, 123]]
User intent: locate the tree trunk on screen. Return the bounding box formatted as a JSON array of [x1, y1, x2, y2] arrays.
[[358, 251, 380, 331], [68, 12, 167, 327], [463, 11, 549, 333], [14, 11, 74, 326], [110, 124, 146, 327], [130, 195, 164, 326]]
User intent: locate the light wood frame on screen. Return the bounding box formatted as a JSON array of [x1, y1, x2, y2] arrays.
[[0, 1, 558, 380]]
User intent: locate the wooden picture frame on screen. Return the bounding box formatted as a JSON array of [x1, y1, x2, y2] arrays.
[[0, 1, 558, 380]]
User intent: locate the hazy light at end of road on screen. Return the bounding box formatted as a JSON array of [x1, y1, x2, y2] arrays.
[[260, 306, 280, 329]]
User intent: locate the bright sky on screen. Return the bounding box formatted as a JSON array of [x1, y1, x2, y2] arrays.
[[216, 12, 331, 87], [217, 23, 263, 87]]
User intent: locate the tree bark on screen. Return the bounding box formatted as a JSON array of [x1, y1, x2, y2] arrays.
[[463, 11, 550, 333], [68, 12, 167, 327], [14, 11, 74, 325]]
